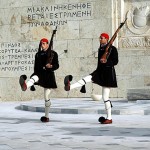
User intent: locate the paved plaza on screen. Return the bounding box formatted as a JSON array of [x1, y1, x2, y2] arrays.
[[0, 98, 150, 150]]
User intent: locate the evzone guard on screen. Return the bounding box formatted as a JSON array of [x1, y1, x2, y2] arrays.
[[64, 33, 118, 124], [64, 18, 127, 124], [19, 32, 59, 122]]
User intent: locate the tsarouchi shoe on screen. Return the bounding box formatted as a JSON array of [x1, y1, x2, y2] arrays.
[[19, 75, 27, 91], [98, 116, 112, 124], [64, 75, 73, 91], [40, 116, 49, 122], [101, 119, 112, 124]]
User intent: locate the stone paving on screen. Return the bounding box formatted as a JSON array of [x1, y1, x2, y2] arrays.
[[17, 98, 150, 115], [0, 98, 150, 150]]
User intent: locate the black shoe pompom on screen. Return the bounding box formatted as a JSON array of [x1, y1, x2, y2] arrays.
[[98, 116, 106, 123], [21, 74, 27, 80], [68, 75, 73, 81]]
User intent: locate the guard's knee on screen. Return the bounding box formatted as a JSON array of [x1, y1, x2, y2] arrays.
[[83, 75, 92, 83], [104, 100, 113, 110], [44, 88, 51, 100], [45, 99, 51, 107], [31, 75, 39, 82]]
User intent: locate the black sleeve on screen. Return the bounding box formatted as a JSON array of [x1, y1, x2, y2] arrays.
[[34, 53, 39, 73], [111, 46, 118, 65], [46, 51, 59, 71], [106, 46, 118, 66]]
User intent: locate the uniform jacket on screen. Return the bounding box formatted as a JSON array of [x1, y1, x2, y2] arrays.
[[91, 44, 118, 87], [32, 48, 59, 88]]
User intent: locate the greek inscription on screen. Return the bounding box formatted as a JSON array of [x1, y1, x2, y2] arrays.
[[25, 2, 92, 27], [0, 42, 37, 72]]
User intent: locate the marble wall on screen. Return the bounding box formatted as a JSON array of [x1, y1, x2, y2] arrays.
[[117, 0, 150, 98], [0, 0, 149, 101]]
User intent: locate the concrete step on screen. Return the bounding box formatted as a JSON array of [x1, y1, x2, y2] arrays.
[[127, 86, 150, 101], [15, 98, 150, 115]]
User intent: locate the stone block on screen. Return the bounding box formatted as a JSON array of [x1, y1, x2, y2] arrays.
[[127, 87, 150, 100], [0, 0, 150, 101]]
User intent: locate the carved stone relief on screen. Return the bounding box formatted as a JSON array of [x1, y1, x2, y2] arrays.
[[120, 36, 150, 49], [126, 5, 150, 34]]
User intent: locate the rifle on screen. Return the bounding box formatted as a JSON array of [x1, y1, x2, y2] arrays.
[[100, 18, 127, 63], [47, 26, 57, 64]]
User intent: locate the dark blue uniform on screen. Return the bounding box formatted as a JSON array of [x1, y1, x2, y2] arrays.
[[91, 44, 118, 87], [32, 48, 59, 88]]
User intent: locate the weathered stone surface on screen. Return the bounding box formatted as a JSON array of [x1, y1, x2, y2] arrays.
[[127, 87, 150, 100], [0, 0, 150, 101]]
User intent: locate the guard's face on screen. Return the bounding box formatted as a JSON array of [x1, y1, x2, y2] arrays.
[[99, 36, 108, 45], [41, 42, 49, 51]]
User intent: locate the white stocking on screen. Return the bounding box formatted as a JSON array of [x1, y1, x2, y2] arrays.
[[102, 87, 112, 120], [70, 75, 92, 90], [26, 75, 39, 89], [44, 88, 51, 118]]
